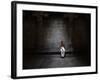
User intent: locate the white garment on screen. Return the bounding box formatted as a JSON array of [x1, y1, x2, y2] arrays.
[[60, 47, 65, 57]]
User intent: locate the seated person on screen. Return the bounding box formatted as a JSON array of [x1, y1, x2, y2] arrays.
[[60, 41, 65, 58]]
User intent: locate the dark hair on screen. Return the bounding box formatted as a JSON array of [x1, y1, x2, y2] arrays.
[[60, 41, 64, 47]]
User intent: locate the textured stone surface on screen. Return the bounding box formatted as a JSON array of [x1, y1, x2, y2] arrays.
[[23, 11, 90, 53], [23, 53, 90, 69]]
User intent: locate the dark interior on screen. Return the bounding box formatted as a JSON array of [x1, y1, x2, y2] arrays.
[[23, 10, 91, 69]]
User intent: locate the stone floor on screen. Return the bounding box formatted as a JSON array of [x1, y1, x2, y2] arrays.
[[23, 53, 90, 69]]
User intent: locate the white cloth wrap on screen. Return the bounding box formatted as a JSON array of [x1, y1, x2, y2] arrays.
[[60, 47, 65, 52]]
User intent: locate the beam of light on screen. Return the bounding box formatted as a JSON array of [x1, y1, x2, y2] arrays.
[[45, 17, 72, 52]]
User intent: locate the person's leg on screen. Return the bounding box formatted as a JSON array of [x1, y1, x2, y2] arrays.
[[61, 51, 63, 57], [63, 51, 65, 57], [62, 52, 64, 57], [61, 51, 64, 58]]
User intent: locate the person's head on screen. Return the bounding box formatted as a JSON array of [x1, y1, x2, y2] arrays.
[[61, 41, 64, 46]]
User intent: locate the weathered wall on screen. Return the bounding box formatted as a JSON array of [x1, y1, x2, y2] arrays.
[[23, 11, 90, 54]]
